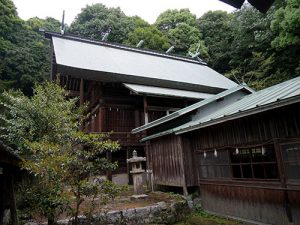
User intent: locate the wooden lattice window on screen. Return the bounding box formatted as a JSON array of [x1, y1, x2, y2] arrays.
[[230, 145, 278, 179], [199, 145, 279, 180], [281, 142, 300, 181], [199, 150, 231, 179]]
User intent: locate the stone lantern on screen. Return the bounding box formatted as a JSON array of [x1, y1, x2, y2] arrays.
[[127, 150, 147, 197]]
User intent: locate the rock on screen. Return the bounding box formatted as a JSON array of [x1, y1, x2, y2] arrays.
[[135, 206, 150, 218], [122, 208, 136, 220], [23, 222, 38, 225], [56, 219, 70, 225], [106, 210, 122, 224], [130, 194, 148, 200]]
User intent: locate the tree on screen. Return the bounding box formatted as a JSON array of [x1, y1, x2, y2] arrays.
[[26, 17, 61, 32], [198, 11, 234, 73], [167, 23, 207, 57], [225, 4, 281, 89], [271, 0, 299, 49], [223, 2, 299, 90], [124, 25, 170, 51], [0, 0, 61, 95], [0, 82, 120, 225], [0, 0, 22, 41], [70, 4, 135, 43], [155, 9, 197, 32], [154, 9, 207, 56]]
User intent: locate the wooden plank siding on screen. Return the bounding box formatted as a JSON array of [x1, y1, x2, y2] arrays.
[[181, 136, 198, 187], [149, 135, 185, 187]]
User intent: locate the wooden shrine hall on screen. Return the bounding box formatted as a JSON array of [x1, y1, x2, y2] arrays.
[[45, 31, 237, 184]]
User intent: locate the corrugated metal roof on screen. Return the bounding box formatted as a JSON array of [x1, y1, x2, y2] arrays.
[[175, 76, 300, 134], [50, 34, 236, 92], [123, 83, 215, 100], [132, 84, 254, 134]]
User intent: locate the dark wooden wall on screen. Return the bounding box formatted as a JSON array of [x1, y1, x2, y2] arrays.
[[187, 102, 300, 224], [148, 135, 198, 189], [0, 147, 20, 225], [190, 103, 300, 150], [148, 135, 185, 187]]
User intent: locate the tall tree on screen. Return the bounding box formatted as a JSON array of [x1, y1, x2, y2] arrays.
[[198, 11, 234, 73], [0, 0, 61, 95], [155, 9, 207, 56], [124, 25, 170, 51], [155, 9, 197, 32], [70, 4, 135, 43], [167, 22, 208, 57], [271, 0, 299, 49], [224, 1, 299, 90]]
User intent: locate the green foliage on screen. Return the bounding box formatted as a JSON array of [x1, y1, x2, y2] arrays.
[[70, 4, 135, 43], [0, 82, 120, 225], [124, 25, 170, 51], [0, 0, 61, 95], [174, 205, 242, 225], [271, 0, 300, 48], [198, 11, 234, 73], [0, 0, 22, 40], [26, 17, 61, 32], [224, 2, 299, 89], [155, 9, 197, 32], [155, 9, 207, 56], [167, 23, 205, 56]]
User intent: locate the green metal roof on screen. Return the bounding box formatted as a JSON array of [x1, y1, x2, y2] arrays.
[[140, 76, 300, 141], [176, 76, 300, 134], [132, 84, 254, 134]]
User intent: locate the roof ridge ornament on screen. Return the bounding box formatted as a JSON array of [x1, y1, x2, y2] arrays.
[[60, 10, 65, 35], [166, 46, 174, 54], [136, 40, 144, 48], [188, 42, 206, 64]]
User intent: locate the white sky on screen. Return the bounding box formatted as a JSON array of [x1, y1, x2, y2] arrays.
[[13, 0, 235, 25]]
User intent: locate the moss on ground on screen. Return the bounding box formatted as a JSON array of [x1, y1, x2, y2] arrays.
[[173, 206, 244, 225]]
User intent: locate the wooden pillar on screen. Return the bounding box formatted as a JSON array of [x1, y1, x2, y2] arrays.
[[10, 176, 17, 225], [143, 96, 148, 124], [274, 139, 293, 222], [127, 148, 132, 185], [79, 78, 85, 130], [0, 174, 3, 225], [134, 109, 140, 127], [178, 136, 188, 196], [80, 78, 84, 106]]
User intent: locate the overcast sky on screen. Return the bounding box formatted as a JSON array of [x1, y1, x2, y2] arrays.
[[13, 0, 235, 25]]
